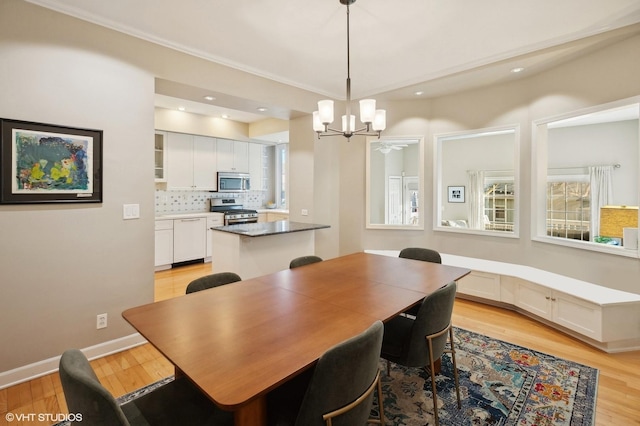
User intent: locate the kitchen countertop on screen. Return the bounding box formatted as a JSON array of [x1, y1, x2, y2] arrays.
[[211, 220, 329, 237], [155, 212, 223, 220]]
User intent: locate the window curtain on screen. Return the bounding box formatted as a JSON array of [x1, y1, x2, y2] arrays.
[[467, 170, 485, 229], [589, 165, 614, 240]]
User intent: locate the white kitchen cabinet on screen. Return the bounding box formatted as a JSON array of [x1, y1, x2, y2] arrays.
[[249, 143, 265, 190], [217, 139, 249, 172], [167, 132, 192, 189], [233, 141, 249, 172], [154, 131, 168, 182], [154, 220, 174, 269], [193, 136, 217, 189], [173, 217, 206, 263], [166, 132, 217, 190], [206, 214, 225, 258]]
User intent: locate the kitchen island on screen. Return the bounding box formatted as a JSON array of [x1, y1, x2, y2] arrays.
[[210, 221, 330, 279]]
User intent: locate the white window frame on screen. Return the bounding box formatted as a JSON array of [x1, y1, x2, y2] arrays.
[[531, 97, 640, 258]]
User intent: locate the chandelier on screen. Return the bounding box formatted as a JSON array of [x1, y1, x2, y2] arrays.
[[312, 0, 386, 140]]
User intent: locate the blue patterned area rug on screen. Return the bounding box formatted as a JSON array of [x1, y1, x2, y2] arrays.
[[373, 327, 598, 425], [55, 327, 597, 426]]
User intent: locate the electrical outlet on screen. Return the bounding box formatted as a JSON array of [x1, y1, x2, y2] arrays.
[[97, 313, 108, 329], [301, 209, 308, 216]]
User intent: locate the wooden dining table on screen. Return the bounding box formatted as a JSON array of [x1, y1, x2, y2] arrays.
[[122, 252, 470, 426]]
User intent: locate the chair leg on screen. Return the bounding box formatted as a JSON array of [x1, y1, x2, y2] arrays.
[[373, 373, 386, 426], [427, 338, 440, 426], [449, 327, 461, 409]]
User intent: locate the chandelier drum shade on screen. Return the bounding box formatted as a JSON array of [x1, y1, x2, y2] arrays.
[[313, 0, 386, 140]]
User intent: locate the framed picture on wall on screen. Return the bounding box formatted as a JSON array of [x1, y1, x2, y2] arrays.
[[448, 186, 465, 203], [0, 118, 103, 204]]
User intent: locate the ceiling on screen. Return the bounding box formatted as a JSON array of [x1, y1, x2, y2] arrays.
[[25, 0, 640, 127]]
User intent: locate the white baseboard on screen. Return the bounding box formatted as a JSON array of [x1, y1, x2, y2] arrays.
[[0, 333, 147, 389]]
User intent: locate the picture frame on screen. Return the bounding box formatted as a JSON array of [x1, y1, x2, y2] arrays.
[[0, 118, 103, 204], [448, 186, 465, 203]]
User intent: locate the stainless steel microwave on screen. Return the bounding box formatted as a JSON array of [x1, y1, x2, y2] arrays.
[[217, 172, 250, 192]]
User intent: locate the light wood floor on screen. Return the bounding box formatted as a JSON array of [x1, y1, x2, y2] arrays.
[[1, 262, 638, 425]]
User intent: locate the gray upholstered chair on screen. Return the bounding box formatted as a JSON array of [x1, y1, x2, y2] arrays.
[[289, 255, 323, 269], [59, 348, 233, 425], [398, 247, 442, 316], [267, 320, 386, 426], [185, 271, 241, 294], [380, 281, 460, 426], [398, 247, 442, 264]]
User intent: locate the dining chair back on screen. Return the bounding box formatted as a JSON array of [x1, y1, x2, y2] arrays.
[[59, 349, 129, 425], [185, 271, 241, 294], [268, 320, 385, 426], [398, 247, 441, 264], [289, 255, 323, 269], [380, 281, 460, 426], [59, 349, 233, 425], [298, 320, 385, 426], [398, 247, 442, 316]]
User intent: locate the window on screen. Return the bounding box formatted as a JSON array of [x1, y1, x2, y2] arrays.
[[484, 181, 515, 231], [435, 125, 518, 237], [275, 144, 288, 208], [546, 180, 590, 241], [532, 98, 639, 256]]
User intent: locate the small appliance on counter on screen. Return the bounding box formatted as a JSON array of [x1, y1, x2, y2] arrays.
[[210, 198, 258, 225]]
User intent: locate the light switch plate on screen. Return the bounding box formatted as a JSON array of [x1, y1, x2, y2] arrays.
[[123, 204, 140, 220]]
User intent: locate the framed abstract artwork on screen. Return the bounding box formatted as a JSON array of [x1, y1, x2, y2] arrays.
[[0, 118, 103, 204]]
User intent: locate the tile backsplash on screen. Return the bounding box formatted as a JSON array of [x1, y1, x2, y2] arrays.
[[155, 190, 268, 215]]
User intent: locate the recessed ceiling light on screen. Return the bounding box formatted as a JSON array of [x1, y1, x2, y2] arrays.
[[178, 106, 186, 111], [414, 91, 424, 96], [257, 107, 267, 112], [221, 114, 230, 119], [511, 67, 525, 73], [204, 96, 215, 101]]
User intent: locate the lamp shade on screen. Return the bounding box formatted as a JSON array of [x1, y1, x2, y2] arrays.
[[318, 100, 334, 124], [359, 99, 376, 123], [312, 111, 324, 132], [372, 110, 386, 131], [342, 114, 356, 133]]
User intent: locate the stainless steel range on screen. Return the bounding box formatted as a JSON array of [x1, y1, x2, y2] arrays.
[[209, 198, 258, 225]]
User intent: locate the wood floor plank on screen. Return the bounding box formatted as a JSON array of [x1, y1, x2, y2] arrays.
[[0, 388, 7, 414], [1, 261, 638, 426]]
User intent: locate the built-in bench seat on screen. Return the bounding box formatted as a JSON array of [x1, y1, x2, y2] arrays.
[[365, 250, 640, 353]]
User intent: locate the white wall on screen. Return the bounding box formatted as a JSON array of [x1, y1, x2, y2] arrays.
[[0, 0, 155, 374], [548, 120, 639, 205]]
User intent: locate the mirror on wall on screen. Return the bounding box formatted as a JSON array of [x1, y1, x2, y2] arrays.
[[533, 99, 639, 255], [366, 136, 423, 229], [434, 126, 519, 236]]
